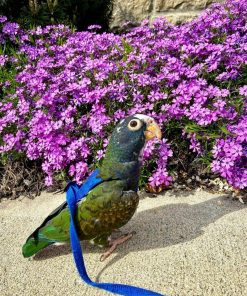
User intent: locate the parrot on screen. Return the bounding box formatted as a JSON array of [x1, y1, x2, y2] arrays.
[[22, 114, 162, 261]]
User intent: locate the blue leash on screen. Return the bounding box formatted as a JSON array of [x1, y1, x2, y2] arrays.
[[66, 179, 165, 296]]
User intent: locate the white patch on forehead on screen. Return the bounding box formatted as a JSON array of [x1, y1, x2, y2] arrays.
[[134, 114, 153, 123]]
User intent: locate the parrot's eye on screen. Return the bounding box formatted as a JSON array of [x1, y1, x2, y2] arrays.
[[128, 119, 142, 131]]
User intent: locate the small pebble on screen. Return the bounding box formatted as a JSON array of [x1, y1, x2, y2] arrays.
[[239, 197, 245, 204], [196, 176, 201, 182]]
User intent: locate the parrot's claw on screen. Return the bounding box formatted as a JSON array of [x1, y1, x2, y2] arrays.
[[100, 231, 136, 262]]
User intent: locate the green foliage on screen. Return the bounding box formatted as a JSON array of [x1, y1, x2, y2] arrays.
[[0, 0, 113, 30]]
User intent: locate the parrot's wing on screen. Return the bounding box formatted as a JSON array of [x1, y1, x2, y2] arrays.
[[26, 201, 68, 242], [73, 180, 139, 239], [39, 179, 138, 243], [26, 169, 103, 242]]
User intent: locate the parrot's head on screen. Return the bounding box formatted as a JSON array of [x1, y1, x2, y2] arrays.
[[106, 114, 162, 163]]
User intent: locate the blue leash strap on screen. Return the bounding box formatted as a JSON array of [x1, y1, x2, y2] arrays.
[[66, 183, 165, 296]]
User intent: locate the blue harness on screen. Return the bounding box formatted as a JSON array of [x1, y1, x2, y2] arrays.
[[66, 170, 165, 295]]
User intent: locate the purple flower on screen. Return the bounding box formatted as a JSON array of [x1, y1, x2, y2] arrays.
[[239, 86, 247, 97], [87, 25, 102, 30], [0, 16, 7, 23], [96, 150, 105, 160], [0, 55, 7, 66]]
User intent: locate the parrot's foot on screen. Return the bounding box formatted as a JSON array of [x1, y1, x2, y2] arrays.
[[100, 231, 136, 262]]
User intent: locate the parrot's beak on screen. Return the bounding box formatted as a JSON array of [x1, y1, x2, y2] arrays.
[[144, 120, 162, 141]]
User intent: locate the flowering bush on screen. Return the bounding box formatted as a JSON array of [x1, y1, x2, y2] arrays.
[[0, 0, 247, 192]]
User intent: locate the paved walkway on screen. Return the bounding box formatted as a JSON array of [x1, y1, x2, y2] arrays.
[[0, 190, 246, 296]]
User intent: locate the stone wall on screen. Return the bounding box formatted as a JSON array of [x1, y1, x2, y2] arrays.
[[110, 0, 223, 29]]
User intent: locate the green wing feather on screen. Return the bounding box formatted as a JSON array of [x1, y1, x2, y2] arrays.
[[22, 180, 139, 257]]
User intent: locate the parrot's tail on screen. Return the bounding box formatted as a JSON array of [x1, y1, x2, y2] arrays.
[[22, 234, 54, 258]]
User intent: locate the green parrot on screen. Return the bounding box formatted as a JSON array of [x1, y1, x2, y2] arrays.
[[22, 114, 162, 260]]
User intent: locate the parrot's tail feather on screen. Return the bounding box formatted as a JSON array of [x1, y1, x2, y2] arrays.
[[22, 236, 54, 258]]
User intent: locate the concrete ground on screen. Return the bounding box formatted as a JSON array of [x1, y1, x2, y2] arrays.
[[0, 190, 246, 296]]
